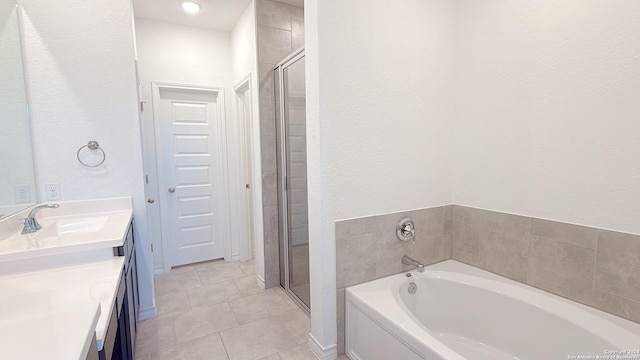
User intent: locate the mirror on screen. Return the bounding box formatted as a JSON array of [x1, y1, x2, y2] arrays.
[[0, 0, 36, 219]]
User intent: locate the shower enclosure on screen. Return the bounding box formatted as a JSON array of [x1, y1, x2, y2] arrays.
[[274, 49, 310, 311]]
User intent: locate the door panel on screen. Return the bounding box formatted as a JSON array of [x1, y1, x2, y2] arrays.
[[156, 86, 224, 267], [276, 52, 310, 310]]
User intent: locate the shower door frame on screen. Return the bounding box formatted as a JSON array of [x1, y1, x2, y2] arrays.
[[274, 48, 310, 314]]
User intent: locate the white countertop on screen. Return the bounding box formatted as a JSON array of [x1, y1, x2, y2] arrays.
[[0, 302, 100, 360], [0, 257, 126, 354], [0, 197, 133, 263]]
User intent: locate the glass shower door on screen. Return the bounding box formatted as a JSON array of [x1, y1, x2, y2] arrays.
[[275, 50, 310, 310]]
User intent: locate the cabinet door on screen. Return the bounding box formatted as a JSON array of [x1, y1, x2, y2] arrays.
[[131, 249, 140, 327], [125, 256, 136, 359]]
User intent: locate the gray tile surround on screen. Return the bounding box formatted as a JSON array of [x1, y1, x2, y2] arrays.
[[335, 205, 452, 354], [450, 205, 640, 323], [335, 204, 640, 355]]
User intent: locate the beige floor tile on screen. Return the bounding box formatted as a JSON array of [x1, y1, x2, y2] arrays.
[[229, 290, 292, 324], [151, 334, 229, 360], [135, 315, 176, 354], [278, 343, 317, 360], [220, 317, 297, 360], [155, 269, 202, 297], [240, 260, 256, 275], [173, 302, 239, 344], [141, 259, 312, 360], [277, 289, 302, 310], [187, 280, 242, 308], [155, 291, 192, 317], [233, 275, 264, 297], [258, 355, 281, 360], [135, 353, 151, 360], [194, 258, 242, 272], [199, 264, 246, 285], [268, 311, 310, 345]]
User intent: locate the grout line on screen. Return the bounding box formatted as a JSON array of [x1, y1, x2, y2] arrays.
[[218, 327, 232, 360]]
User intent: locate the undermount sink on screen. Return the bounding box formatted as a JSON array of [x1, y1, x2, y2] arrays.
[[37, 215, 110, 239], [0, 197, 133, 275], [0, 200, 132, 265], [0, 215, 110, 254]]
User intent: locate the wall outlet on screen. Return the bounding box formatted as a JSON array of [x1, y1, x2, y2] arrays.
[[14, 184, 30, 203], [45, 182, 61, 201]]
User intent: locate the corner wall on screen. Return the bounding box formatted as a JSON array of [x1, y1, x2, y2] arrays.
[[306, 0, 458, 354], [18, 0, 154, 315], [309, 0, 640, 355]]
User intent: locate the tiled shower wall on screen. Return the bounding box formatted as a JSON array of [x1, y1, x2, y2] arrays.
[[335, 204, 640, 355], [256, 0, 304, 288]]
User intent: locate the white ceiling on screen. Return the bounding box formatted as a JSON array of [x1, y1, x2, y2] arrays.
[[134, 0, 304, 33], [133, 0, 252, 32]]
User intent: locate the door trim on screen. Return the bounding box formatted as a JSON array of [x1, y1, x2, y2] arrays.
[[151, 82, 231, 273], [233, 74, 255, 262]]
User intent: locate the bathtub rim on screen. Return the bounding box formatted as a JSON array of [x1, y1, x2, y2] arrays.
[[345, 260, 640, 359]]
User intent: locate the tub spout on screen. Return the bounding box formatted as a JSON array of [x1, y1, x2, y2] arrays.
[[402, 255, 425, 273]]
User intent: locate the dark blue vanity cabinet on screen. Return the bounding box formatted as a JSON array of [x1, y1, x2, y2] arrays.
[[100, 221, 140, 360]]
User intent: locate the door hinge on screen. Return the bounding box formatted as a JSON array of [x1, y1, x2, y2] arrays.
[[151, 243, 154, 252], [245, 183, 250, 189], [140, 101, 145, 112]]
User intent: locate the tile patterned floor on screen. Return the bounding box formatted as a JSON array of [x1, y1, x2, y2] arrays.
[[134, 259, 327, 360]]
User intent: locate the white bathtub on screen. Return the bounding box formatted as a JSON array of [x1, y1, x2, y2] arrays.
[[345, 260, 640, 360]]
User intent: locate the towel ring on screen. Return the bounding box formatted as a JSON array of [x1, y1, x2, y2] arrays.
[[77, 141, 106, 167]]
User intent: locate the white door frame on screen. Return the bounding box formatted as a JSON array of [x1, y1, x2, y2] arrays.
[[151, 82, 231, 273], [233, 74, 255, 262]]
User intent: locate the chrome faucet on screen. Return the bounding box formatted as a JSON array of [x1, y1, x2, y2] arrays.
[[402, 255, 425, 273], [22, 203, 59, 234]]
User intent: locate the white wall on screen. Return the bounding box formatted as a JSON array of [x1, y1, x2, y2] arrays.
[[231, 1, 258, 83], [18, 0, 154, 315], [0, 2, 35, 209], [135, 18, 233, 89], [306, 0, 457, 351], [453, 0, 640, 235], [135, 18, 236, 269]]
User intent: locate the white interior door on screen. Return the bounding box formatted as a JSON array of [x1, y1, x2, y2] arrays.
[[154, 84, 226, 267]]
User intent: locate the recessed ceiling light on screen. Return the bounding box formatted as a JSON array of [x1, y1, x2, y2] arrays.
[[181, 1, 201, 14]]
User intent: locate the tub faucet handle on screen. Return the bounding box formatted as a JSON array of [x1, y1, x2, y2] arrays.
[[396, 218, 415, 242]]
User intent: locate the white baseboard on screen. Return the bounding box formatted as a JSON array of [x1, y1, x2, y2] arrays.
[[138, 304, 157, 321], [231, 253, 240, 261], [153, 265, 165, 275], [256, 273, 266, 290], [308, 333, 338, 360]]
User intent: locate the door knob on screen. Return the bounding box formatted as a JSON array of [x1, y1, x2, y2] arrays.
[[147, 198, 155, 204], [168, 187, 175, 193]]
